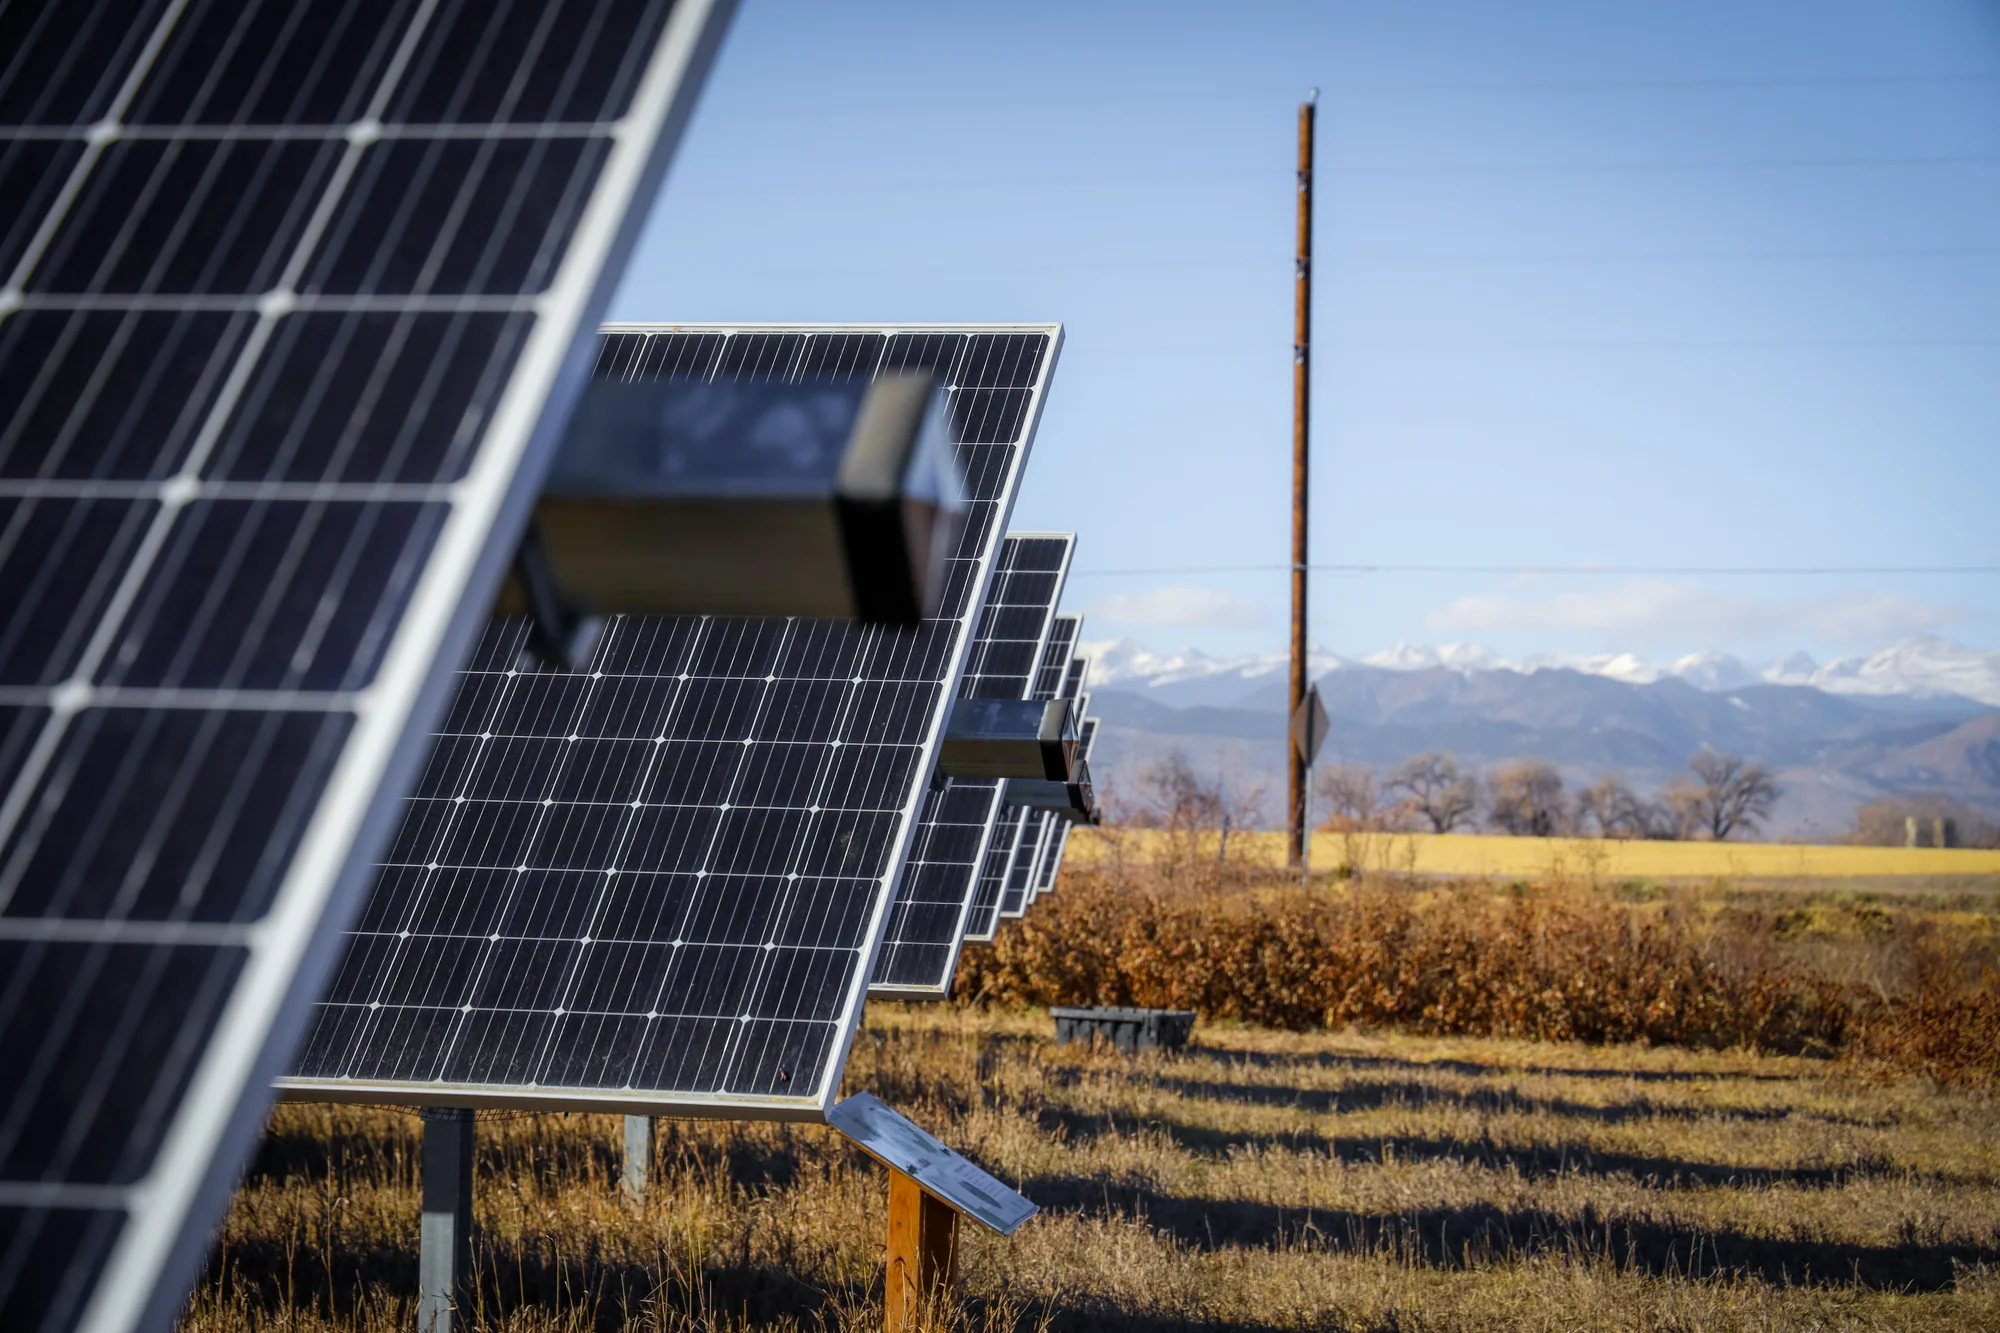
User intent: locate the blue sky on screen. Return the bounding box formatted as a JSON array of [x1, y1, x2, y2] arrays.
[[609, 0, 2000, 665]]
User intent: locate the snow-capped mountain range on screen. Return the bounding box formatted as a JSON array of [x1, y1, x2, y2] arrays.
[[1080, 636, 2000, 710]]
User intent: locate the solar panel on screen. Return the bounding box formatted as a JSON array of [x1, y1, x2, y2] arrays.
[[0, 5, 733, 1330], [1029, 711, 1098, 905], [961, 616, 1080, 943], [998, 653, 1087, 922], [279, 326, 1063, 1116], [867, 536, 1072, 997]]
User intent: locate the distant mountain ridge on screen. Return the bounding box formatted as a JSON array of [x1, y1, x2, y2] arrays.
[[1075, 637, 2000, 838], [1081, 636, 2000, 710]]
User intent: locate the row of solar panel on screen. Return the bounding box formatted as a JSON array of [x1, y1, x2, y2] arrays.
[[0, 2, 1090, 1329], [277, 325, 1072, 1116]]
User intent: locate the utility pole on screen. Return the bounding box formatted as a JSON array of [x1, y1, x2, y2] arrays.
[[1288, 90, 1316, 868]]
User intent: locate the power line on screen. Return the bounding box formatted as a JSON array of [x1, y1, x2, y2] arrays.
[[1326, 151, 2000, 177], [716, 71, 2000, 119], [1066, 563, 2000, 578], [1320, 244, 2000, 265], [685, 246, 2000, 280], [687, 151, 2000, 197], [1071, 337, 2000, 354]]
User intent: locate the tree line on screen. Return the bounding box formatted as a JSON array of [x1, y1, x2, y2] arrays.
[[1317, 749, 1780, 841]]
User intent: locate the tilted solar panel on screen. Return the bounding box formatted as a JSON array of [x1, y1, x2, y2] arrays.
[[999, 652, 1088, 922], [0, 3, 734, 1330], [281, 326, 1062, 1116], [867, 535, 1072, 997], [962, 615, 1080, 943], [1029, 711, 1098, 905], [1007, 823, 1050, 919]]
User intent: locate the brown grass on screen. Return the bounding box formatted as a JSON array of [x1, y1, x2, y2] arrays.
[[185, 1004, 1999, 1332], [181, 860, 1999, 1331]]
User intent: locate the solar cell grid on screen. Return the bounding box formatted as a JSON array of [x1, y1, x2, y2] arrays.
[[282, 325, 1062, 1114], [866, 536, 1072, 996], [0, 2, 735, 1330], [999, 652, 1087, 922], [962, 616, 1079, 943]]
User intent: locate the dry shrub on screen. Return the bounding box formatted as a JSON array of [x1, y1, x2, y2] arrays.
[[957, 868, 1859, 1055], [1851, 922, 2000, 1088]]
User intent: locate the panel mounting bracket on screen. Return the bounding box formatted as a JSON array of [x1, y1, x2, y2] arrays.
[[509, 519, 605, 670]]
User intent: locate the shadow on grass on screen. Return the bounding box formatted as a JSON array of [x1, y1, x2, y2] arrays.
[[1034, 1107, 1898, 1189], [1194, 1045, 1804, 1085], [975, 1304, 1311, 1333], [206, 1234, 858, 1331], [246, 1118, 421, 1188], [247, 1118, 809, 1195], [1019, 1171, 1996, 1291], [1143, 1074, 1862, 1128], [208, 1234, 1309, 1333]]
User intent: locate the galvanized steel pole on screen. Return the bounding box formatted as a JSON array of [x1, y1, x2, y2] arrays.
[[623, 1114, 655, 1199], [1288, 92, 1316, 868], [418, 1108, 475, 1333]]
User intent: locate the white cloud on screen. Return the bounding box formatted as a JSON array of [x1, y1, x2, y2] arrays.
[[1083, 586, 1271, 631], [1423, 579, 1967, 649]]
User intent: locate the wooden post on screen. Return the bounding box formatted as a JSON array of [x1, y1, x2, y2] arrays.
[[1287, 90, 1317, 869], [884, 1169, 958, 1333]]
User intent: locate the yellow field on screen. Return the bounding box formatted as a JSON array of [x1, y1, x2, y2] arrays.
[[1068, 827, 2000, 880]]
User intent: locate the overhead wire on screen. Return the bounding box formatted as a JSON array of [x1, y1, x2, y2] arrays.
[[689, 151, 2000, 198], [1065, 563, 2000, 578], [693, 246, 2000, 280], [717, 70, 2000, 119]]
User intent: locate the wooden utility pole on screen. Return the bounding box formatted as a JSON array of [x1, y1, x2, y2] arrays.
[[1288, 91, 1316, 868]]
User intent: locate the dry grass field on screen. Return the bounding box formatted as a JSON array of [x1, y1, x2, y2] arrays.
[[179, 848, 2000, 1331], [1066, 828, 2000, 883], [186, 1001, 2000, 1332]]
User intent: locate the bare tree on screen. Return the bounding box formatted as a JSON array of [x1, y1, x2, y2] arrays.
[[1129, 748, 1266, 881], [1315, 763, 1384, 831], [1671, 748, 1779, 841], [1577, 773, 1672, 840], [1132, 749, 1225, 833], [1486, 759, 1569, 837], [1383, 751, 1478, 833]]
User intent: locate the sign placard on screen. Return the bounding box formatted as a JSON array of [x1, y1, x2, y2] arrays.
[[826, 1093, 1038, 1234], [1291, 684, 1331, 765]]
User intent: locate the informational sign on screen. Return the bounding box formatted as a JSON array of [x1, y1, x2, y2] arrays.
[[826, 1093, 1038, 1234], [1291, 684, 1331, 765]]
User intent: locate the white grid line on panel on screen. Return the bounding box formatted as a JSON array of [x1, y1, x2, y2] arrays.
[[867, 539, 1072, 995], [0, 4, 742, 1331], [276, 320, 1064, 1115]]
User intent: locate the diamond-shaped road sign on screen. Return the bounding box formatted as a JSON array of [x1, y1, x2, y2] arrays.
[[1291, 684, 1330, 766]]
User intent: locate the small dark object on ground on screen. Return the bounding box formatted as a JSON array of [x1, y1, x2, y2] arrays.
[[1050, 1006, 1196, 1054]]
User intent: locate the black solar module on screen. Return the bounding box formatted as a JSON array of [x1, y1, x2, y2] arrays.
[[998, 652, 1087, 922], [866, 535, 1072, 997], [1029, 712, 1098, 906], [962, 615, 1080, 943], [0, 4, 734, 1330], [280, 327, 1063, 1114]]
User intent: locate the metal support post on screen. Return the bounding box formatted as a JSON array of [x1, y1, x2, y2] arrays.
[[1302, 765, 1311, 883], [623, 1114, 655, 1200], [419, 1108, 475, 1333], [884, 1168, 958, 1333]]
